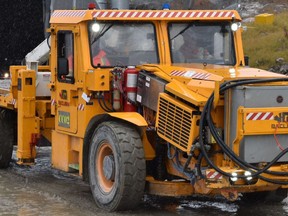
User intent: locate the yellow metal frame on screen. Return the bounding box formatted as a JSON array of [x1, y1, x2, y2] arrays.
[[16, 69, 38, 164]]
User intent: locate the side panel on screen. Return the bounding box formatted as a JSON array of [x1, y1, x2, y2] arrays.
[[225, 85, 288, 163], [17, 69, 38, 163], [51, 130, 83, 174]]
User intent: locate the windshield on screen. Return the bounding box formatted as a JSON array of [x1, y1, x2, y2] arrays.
[[88, 22, 158, 67], [169, 22, 236, 65]]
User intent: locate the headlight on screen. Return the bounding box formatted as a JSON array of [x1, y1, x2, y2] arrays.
[[231, 22, 241, 32], [230, 172, 238, 182], [244, 171, 253, 181], [91, 23, 100, 32]]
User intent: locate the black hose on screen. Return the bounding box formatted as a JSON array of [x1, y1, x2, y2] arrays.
[[215, 78, 288, 177], [101, 93, 115, 112], [199, 78, 288, 183], [46, 34, 51, 50], [196, 153, 205, 179], [97, 92, 113, 112]]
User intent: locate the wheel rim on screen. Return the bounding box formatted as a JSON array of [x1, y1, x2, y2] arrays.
[[96, 142, 115, 193]]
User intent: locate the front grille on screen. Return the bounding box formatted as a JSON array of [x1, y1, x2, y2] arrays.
[[156, 93, 194, 152]]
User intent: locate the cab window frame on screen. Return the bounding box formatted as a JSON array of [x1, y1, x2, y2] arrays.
[[88, 21, 159, 68], [57, 30, 75, 84], [168, 21, 236, 66]]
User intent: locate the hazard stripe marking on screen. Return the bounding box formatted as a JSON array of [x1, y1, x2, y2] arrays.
[[51, 99, 56, 106], [170, 70, 210, 80], [52, 10, 86, 17], [8, 99, 17, 106], [78, 104, 85, 111], [52, 10, 236, 19], [246, 112, 274, 121], [206, 171, 223, 179], [171, 70, 185, 76], [92, 10, 236, 19]]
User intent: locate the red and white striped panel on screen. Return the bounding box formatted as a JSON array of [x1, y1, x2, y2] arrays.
[[9, 99, 16, 106], [170, 70, 210, 80], [206, 170, 223, 180], [52, 10, 86, 18], [191, 72, 210, 79], [170, 70, 186, 76], [246, 112, 274, 121], [51, 99, 56, 106], [78, 104, 85, 111], [92, 10, 235, 19]]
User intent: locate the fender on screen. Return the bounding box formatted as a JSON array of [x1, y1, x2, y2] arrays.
[[107, 112, 147, 127]]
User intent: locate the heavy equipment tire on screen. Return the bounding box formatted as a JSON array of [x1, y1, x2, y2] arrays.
[[0, 108, 16, 168], [88, 121, 146, 211]]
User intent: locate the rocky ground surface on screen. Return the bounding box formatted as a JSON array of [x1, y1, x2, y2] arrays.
[[241, 0, 288, 19]]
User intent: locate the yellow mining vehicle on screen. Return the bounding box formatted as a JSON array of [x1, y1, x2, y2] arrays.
[[1, 4, 288, 212]]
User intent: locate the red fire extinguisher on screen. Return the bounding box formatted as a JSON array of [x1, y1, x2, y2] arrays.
[[112, 75, 121, 111], [123, 66, 138, 112]]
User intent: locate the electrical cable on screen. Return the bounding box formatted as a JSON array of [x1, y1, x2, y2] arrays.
[[167, 144, 196, 183], [97, 92, 113, 112], [273, 123, 285, 151], [196, 153, 205, 179], [208, 78, 288, 177], [199, 77, 288, 183], [101, 92, 114, 112], [46, 34, 51, 50]]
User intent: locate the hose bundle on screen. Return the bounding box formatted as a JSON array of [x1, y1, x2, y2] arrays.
[[199, 77, 288, 184]]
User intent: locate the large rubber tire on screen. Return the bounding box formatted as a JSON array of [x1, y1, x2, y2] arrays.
[[0, 108, 16, 168], [88, 121, 146, 211]]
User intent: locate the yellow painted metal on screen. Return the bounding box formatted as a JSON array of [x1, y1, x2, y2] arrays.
[[36, 100, 54, 143], [213, 81, 220, 108], [141, 132, 156, 160], [51, 130, 83, 175], [146, 176, 195, 196], [233, 28, 246, 67], [108, 112, 148, 126], [255, 13, 275, 25], [187, 79, 216, 98], [240, 107, 288, 135], [86, 68, 110, 91], [51, 130, 70, 172], [16, 69, 39, 164], [165, 80, 207, 106], [139, 65, 172, 82], [229, 106, 288, 156]]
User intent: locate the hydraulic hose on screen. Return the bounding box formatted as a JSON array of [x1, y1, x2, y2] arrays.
[[217, 78, 288, 177], [199, 77, 288, 184]]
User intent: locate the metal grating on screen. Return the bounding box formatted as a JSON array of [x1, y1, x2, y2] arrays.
[[156, 94, 193, 152]]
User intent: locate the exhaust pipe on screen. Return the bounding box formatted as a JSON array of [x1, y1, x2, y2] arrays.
[[96, 0, 108, 9], [111, 0, 129, 9]]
